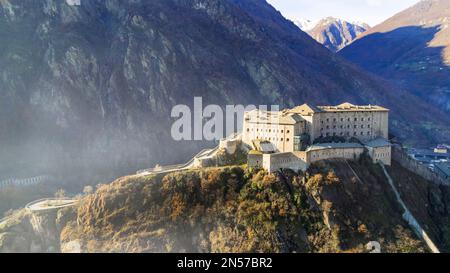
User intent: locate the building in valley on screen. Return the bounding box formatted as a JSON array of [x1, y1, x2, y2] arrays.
[[243, 102, 391, 172]]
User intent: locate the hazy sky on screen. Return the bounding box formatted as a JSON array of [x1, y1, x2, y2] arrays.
[[267, 0, 420, 26]]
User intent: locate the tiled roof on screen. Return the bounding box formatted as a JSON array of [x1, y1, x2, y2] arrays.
[[245, 110, 304, 125], [364, 138, 392, 148], [317, 102, 389, 112], [289, 104, 321, 115]]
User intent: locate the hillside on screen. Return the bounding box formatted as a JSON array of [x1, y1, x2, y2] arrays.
[[47, 157, 448, 253], [340, 0, 450, 112], [308, 17, 370, 52], [1, 0, 450, 189]]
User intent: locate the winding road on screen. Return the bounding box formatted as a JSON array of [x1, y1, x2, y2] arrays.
[[136, 133, 241, 176], [25, 198, 79, 212]]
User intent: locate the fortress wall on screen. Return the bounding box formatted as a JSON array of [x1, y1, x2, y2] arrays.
[[380, 163, 440, 253], [307, 147, 365, 164], [263, 153, 308, 173], [392, 146, 450, 186], [368, 146, 392, 166]]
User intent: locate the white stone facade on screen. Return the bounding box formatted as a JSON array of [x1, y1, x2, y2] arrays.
[[243, 103, 392, 172]]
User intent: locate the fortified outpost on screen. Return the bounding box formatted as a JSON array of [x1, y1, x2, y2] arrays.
[[243, 103, 392, 172]]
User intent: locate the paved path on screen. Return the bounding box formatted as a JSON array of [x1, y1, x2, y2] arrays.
[[25, 198, 79, 212], [137, 133, 241, 176]]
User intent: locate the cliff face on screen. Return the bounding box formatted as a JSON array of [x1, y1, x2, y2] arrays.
[[3, 157, 450, 253], [1, 0, 450, 185], [308, 17, 370, 52], [55, 157, 450, 253], [0, 207, 72, 253]]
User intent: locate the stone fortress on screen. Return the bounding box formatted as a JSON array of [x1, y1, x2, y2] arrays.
[[243, 103, 392, 172]]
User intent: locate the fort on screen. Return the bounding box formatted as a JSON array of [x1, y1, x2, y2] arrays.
[[243, 102, 392, 172]]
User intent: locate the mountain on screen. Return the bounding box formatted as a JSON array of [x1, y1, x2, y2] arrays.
[[1, 0, 450, 189], [3, 157, 450, 253], [308, 17, 370, 52], [292, 18, 316, 31], [340, 0, 450, 112]]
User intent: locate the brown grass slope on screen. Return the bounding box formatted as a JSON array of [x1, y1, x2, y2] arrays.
[[59, 157, 450, 253]]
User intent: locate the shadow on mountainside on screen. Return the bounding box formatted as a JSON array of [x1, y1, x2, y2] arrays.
[[340, 25, 450, 112]]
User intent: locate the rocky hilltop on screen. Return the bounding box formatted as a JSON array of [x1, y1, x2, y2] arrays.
[[340, 0, 450, 113], [1, 0, 450, 186], [2, 154, 450, 253], [308, 17, 370, 52]]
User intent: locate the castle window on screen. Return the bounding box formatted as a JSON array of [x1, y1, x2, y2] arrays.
[[361, 118, 364, 121], [286, 138, 290, 142], [368, 125, 371, 128], [354, 118, 358, 121], [361, 125, 364, 129], [341, 118, 344, 122], [287, 130, 290, 134], [367, 132, 371, 135], [247, 128, 250, 132], [368, 118, 371, 121], [354, 125, 357, 129]]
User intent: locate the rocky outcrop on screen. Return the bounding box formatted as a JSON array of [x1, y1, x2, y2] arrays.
[[308, 17, 369, 52], [3, 156, 450, 253], [58, 158, 446, 253], [0, 205, 75, 253]]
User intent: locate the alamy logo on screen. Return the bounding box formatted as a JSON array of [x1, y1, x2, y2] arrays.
[[171, 97, 279, 141]]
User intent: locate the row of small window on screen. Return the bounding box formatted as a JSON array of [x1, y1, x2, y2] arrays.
[[255, 136, 290, 142], [275, 158, 299, 164], [375, 153, 390, 158], [322, 117, 371, 123], [321, 131, 371, 137], [322, 124, 371, 130], [312, 152, 357, 158], [247, 128, 290, 134]]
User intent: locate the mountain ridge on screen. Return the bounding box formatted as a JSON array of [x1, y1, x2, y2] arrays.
[[307, 17, 370, 52], [340, 0, 450, 112]]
